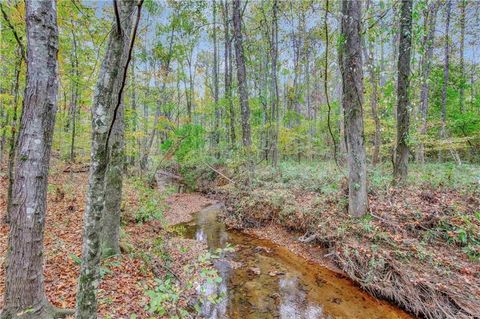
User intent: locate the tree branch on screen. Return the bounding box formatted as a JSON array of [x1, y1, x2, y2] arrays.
[[0, 2, 26, 62]]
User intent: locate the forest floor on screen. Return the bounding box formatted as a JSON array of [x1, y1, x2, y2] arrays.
[[0, 159, 216, 318], [195, 161, 480, 319], [1, 159, 479, 319]]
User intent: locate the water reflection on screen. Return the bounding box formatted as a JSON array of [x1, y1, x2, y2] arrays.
[[279, 276, 326, 319]]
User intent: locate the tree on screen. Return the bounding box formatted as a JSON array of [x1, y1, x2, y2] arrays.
[[363, 0, 381, 166], [270, 0, 279, 166], [417, 0, 439, 164], [232, 0, 251, 147], [439, 0, 461, 164], [75, 1, 141, 317], [339, 0, 367, 217], [221, 0, 236, 146], [393, 0, 413, 184], [459, 0, 466, 113], [0, 0, 72, 318], [212, 0, 220, 150]]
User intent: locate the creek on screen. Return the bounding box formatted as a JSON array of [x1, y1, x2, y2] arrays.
[[177, 204, 414, 319]]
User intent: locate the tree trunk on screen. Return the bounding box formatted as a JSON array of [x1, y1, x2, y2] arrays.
[[101, 102, 125, 258], [70, 27, 79, 163], [222, 0, 236, 146], [459, 0, 466, 113], [75, 1, 138, 318], [212, 0, 220, 150], [416, 0, 439, 164], [270, 0, 279, 166], [339, 0, 367, 217], [438, 0, 461, 164], [0, 1, 67, 318], [232, 0, 251, 147], [440, 0, 451, 157], [140, 25, 175, 170], [0, 104, 6, 167], [363, 37, 381, 166], [393, 0, 413, 184]]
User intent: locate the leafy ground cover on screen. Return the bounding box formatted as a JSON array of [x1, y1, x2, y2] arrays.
[[0, 160, 217, 318]]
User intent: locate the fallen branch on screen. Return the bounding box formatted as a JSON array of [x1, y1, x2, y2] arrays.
[[203, 162, 236, 184]]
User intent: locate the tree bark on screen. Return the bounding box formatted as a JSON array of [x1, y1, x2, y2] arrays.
[[75, 1, 138, 318], [0, 1, 67, 318], [393, 0, 413, 184], [365, 39, 381, 166], [101, 102, 125, 258], [232, 0, 251, 147], [5, 55, 22, 225], [416, 0, 439, 164], [339, 0, 367, 217]]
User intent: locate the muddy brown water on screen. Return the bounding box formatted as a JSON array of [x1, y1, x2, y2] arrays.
[[177, 204, 415, 319]]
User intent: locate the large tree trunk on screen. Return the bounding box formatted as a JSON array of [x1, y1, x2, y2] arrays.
[[339, 0, 367, 217], [393, 0, 413, 184], [0, 1, 68, 318], [416, 0, 439, 164], [232, 0, 251, 147], [75, 1, 138, 318]]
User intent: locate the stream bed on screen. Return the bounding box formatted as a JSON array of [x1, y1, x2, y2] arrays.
[[177, 204, 414, 319]]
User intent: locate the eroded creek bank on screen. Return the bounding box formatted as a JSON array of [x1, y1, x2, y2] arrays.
[[172, 201, 414, 319]]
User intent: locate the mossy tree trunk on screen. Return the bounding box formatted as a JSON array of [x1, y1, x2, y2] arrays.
[[75, 1, 137, 318], [101, 102, 125, 258]]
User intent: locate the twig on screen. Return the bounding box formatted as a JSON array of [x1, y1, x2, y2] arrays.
[[153, 258, 182, 283]]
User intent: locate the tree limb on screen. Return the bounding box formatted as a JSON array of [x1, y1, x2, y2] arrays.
[[0, 2, 26, 62]]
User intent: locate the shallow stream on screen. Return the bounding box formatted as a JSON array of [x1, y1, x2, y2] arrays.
[[178, 204, 414, 319]]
